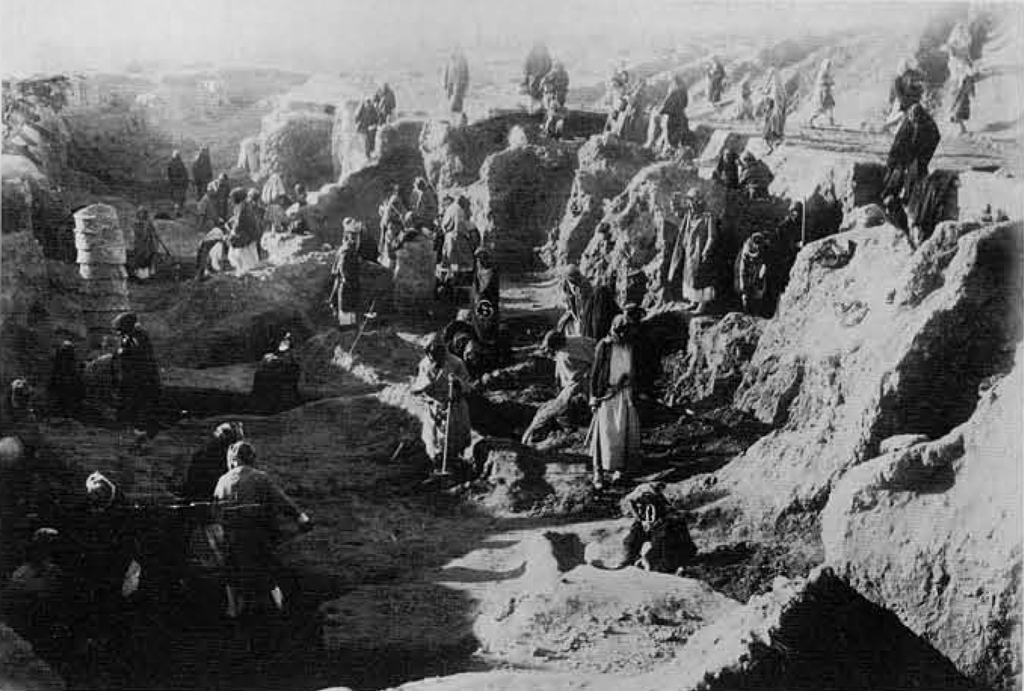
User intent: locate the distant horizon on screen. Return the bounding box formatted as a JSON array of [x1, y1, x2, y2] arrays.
[[1, 0, 978, 79]]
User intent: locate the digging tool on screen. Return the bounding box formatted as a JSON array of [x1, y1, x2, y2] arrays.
[[346, 298, 377, 358], [438, 376, 456, 476]]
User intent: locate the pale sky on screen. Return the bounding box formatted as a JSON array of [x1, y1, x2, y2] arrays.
[[0, 0, 966, 77]]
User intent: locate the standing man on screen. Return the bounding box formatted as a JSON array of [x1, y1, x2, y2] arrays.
[[213, 441, 312, 618], [112, 312, 161, 437], [378, 185, 407, 268], [443, 47, 470, 118], [225, 187, 260, 275], [670, 187, 719, 313], [409, 177, 439, 230], [166, 151, 189, 215], [808, 59, 836, 128], [355, 97, 381, 159], [589, 314, 642, 489], [738, 152, 774, 200], [734, 74, 754, 121], [214, 172, 231, 223], [412, 334, 473, 472], [761, 68, 789, 153], [522, 42, 553, 112], [128, 207, 160, 281], [191, 145, 213, 201], [374, 83, 397, 123], [330, 219, 363, 328], [646, 73, 689, 155], [558, 264, 593, 337], [705, 57, 726, 105]]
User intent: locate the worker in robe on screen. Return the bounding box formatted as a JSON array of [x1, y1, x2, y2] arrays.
[[355, 97, 380, 158], [112, 312, 161, 437], [252, 334, 302, 413], [808, 58, 836, 128], [712, 149, 740, 189], [738, 152, 774, 199], [438, 198, 476, 300], [472, 248, 500, 315], [191, 145, 213, 200], [734, 74, 755, 121], [522, 330, 595, 445], [392, 217, 437, 316], [225, 187, 260, 275], [646, 73, 689, 155], [770, 200, 803, 301], [457, 196, 480, 251], [196, 181, 223, 236], [128, 207, 159, 281], [180, 422, 243, 502], [672, 187, 719, 313], [521, 42, 553, 111], [377, 185, 407, 268], [541, 60, 570, 110], [705, 57, 726, 105], [47, 340, 85, 419], [882, 102, 941, 232], [166, 150, 189, 213], [214, 173, 231, 222], [586, 272, 620, 341], [330, 219, 363, 328], [411, 333, 473, 471], [761, 68, 788, 154], [620, 483, 697, 573], [618, 77, 649, 143], [949, 70, 976, 135], [884, 58, 926, 131], [443, 47, 470, 116], [558, 265, 593, 336], [195, 227, 229, 280], [246, 188, 266, 256], [212, 441, 312, 618], [605, 62, 631, 133], [588, 314, 642, 489], [734, 232, 771, 317], [409, 177, 439, 230], [374, 83, 397, 123]]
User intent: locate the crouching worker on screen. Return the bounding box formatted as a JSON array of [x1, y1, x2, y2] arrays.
[[411, 334, 472, 473], [522, 330, 595, 445], [212, 441, 312, 619], [622, 482, 696, 574]]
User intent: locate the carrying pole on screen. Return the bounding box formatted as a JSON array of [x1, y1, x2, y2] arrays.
[[439, 376, 456, 476]]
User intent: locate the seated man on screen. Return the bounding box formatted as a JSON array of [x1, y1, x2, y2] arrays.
[[180, 422, 243, 502], [621, 482, 697, 574], [251, 334, 302, 413], [522, 330, 596, 445]]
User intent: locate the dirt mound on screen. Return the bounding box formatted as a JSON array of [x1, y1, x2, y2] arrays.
[[822, 346, 1023, 691], [542, 134, 654, 267], [155, 253, 335, 367], [257, 108, 334, 190], [311, 143, 426, 254], [673, 219, 1022, 538], [64, 107, 174, 187], [0, 623, 65, 691], [0, 232, 84, 385], [420, 113, 547, 193], [466, 141, 578, 272], [476, 552, 740, 674], [664, 312, 766, 410], [578, 160, 715, 300]]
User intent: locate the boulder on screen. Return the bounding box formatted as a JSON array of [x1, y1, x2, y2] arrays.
[[542, 134, 654, 267], [465, 142, 577, 272], [673, 220, 1022, 537], [257, 108, 334, 190], [665, 312, 766, 410], [822, 346, 1023, 691], [578, 160, 718, 300], [261, 231, 324, 265]]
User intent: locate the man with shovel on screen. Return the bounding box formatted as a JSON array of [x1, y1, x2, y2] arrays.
[[411, 333, 472, 474]]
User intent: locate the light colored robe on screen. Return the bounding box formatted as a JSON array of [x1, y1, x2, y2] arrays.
[[590, 342, 640, 473], [412, 353, 473, 461]]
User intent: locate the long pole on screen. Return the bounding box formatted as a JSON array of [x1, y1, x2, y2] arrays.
[[801, 194, 808, 247], [346, 298, 377, 358], [440, 376, 455, 476]]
